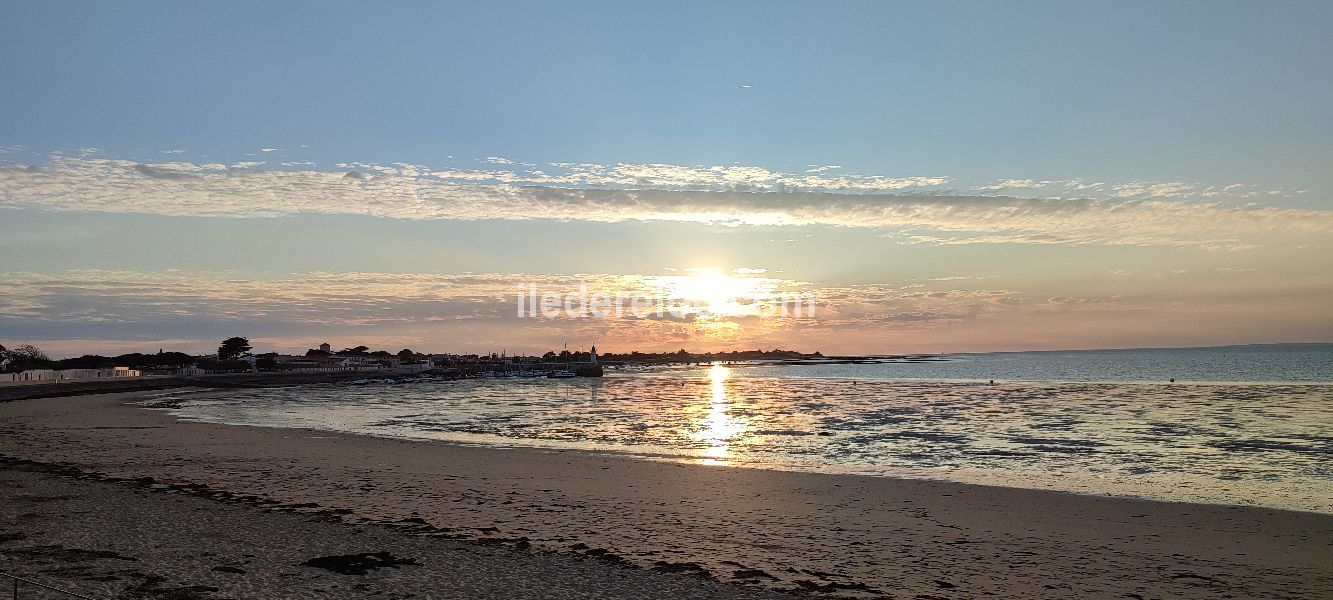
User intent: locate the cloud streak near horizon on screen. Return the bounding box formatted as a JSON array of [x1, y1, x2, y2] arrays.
[[3, 157, 1330, 250], [3, 268, 1329, 357], [0, 269, 1008, 352]]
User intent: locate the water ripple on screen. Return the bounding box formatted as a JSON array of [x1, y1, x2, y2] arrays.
[[166, 369, 1333, 513]]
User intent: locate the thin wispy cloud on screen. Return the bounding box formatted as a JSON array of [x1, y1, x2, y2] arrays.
[[973, 177, 1304, 200], [2, 157, 1329, 250]]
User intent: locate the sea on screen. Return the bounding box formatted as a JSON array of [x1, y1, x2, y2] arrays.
[[160, 344, 1333, 513]]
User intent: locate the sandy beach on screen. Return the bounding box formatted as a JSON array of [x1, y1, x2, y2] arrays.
[[3, 389, 1332, 599], [0, 462, 784, 599]]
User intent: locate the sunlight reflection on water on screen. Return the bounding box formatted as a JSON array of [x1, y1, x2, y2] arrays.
[[693, 364, 741, 464], [166, 367, 1333, 513]]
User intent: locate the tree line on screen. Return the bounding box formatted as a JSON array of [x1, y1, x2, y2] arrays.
[[2, 339, 825, 373], [0, 343, 196, 372]]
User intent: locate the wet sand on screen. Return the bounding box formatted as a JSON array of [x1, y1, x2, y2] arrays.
[[2, 390, 1332, 598]]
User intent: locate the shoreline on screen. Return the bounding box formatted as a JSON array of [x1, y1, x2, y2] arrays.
[[0, 371, 394, 402], [3, 388, 1332, 598]]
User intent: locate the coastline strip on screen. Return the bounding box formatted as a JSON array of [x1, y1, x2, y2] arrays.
[[2, 389, 1331, 598]]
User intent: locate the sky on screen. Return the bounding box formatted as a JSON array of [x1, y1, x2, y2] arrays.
[[2, 0, 1331, 357]]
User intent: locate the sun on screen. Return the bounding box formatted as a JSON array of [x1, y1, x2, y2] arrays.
[[664, 268, 770, 317]]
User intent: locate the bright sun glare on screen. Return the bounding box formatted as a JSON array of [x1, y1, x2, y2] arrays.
[[665, 268, 772, 318]]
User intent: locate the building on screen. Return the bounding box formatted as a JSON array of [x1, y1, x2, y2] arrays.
[[1, 367, 142, 384], [271, 354, 382, 373]]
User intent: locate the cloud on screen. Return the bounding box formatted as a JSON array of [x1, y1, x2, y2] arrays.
[[1, 157, 1330, 249], [6, 269, 1328, 355], [1112, 181, 1194, 198], [0, 270, 1046, 349], [540, 162, 946, 192], [0, 270, 813, 350], [974, 178, 1053, 191], [132, 163, 199, 181], [970, 178, 1311, 200]]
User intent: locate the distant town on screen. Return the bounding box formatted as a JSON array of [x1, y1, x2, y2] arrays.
[[0, 339, 826, 384]]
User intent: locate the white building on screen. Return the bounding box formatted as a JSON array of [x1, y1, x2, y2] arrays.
[[1, 367, 142, 383]]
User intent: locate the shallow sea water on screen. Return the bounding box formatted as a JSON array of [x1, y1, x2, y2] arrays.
[[166, 354, 1333, 513]]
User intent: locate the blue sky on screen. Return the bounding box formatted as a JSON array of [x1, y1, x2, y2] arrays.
[[2, 1, 1331, 355], [5, 1, 1331, 193]]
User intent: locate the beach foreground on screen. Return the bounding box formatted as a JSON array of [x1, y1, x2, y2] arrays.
[[0, 462, 783, 599], [2, 390, 1331, 599]]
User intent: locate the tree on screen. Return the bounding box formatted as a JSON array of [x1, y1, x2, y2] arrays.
[[217, 337, 252, 361], [151, 352, 197, 368], [10, 344, 49, 362], [13, 344, 49, 361], [2, 344, 52, 370], [397, 349, 416, 364], [336, 346, 370, 356]]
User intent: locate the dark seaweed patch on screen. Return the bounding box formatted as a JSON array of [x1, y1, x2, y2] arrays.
[[300, 551, 418, 575]]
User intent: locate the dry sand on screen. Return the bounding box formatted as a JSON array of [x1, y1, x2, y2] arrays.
[[0, 463, 784, 599], [2, 389, 1331, 599]]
